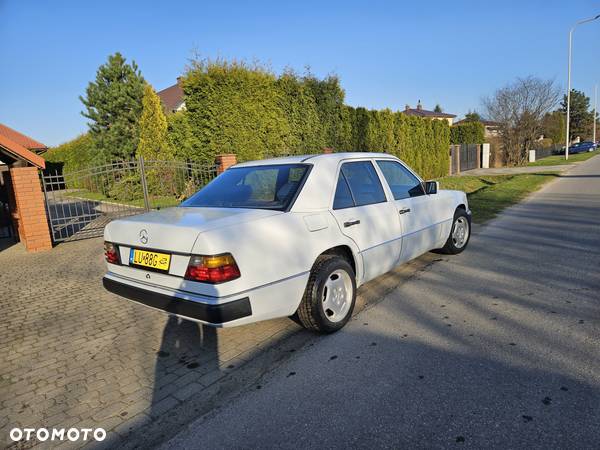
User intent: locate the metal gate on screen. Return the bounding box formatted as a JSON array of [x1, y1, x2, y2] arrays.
[[41, 158, 218, 243], [459, 144, 479, 172]]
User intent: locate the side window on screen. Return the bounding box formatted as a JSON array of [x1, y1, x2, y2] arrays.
[[339, 161, 387, 207], [376, 160, 424, 200]]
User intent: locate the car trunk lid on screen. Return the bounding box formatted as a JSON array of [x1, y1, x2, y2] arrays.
[[106, 207, 280, 254]]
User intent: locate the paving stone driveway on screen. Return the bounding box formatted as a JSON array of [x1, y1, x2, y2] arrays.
[[0, 237, 306, 449], [0, 237, 435, 449]]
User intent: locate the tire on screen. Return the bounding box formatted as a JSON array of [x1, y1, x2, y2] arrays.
[[438, 208, 471, 255], [296, 255, 357, 333]]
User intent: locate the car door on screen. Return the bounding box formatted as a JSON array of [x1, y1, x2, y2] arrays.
[[376, 160, 444, 263], [330, 160, 402, 283]]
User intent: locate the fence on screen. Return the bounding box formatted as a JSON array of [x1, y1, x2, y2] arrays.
[[449, 144, 481, 174], [41, 157, 218, 243], [533, 144, 563, 161]]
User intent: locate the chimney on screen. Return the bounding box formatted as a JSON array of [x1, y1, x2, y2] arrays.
[[405, 104, 410, 111], [416, 100, 423, 110]]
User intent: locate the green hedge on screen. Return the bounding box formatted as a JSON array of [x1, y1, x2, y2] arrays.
[[49, 60, 451, 179], [343, 107, 450, 179], [450, 121, 485, 144], [44, 134, 95, 174]]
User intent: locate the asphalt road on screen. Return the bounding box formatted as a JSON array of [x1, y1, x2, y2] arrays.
[[163, 156, 600, 449]]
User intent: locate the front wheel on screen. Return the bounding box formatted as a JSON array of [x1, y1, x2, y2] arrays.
[[438, 209, 471, 254], [296, 255, 357, 333]]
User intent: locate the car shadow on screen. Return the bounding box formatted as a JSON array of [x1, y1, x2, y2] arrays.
[[150, 317, 220, 417]]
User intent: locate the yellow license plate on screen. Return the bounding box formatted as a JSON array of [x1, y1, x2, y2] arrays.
[[130, 249, 171, 272]]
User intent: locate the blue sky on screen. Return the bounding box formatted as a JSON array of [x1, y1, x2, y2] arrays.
[[1, 0, 599, 147]]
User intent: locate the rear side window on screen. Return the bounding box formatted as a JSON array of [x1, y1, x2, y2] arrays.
[[376, 160, 424, 200], [333, 175, 354, 209], [333, 161, 387, 209]]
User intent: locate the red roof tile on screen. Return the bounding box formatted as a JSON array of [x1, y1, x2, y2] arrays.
[[0, 133, 46, 169], [0, 123, 47, 152], [157, 82, 185, 113]]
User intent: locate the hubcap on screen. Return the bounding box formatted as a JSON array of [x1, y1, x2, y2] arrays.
[[452, 216, 469, 249], [322, 269, 353, 323]]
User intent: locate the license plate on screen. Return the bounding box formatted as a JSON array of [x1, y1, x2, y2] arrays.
[[130, 248, 171, 272]]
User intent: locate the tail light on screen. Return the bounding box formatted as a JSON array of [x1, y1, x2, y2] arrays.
[[104, 242, 120, 264], [184, 253, 241, 283]]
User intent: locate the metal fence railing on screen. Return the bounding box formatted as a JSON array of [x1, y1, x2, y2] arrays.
[[534, 144, 563, 161], [41, 157, 218, 243]]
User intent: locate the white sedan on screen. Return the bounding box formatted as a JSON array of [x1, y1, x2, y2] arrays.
[[103, 152, 471, 333]]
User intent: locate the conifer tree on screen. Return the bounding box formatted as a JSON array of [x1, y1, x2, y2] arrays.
[[137, 84, 173, 160], [80, 53, 145, 162]]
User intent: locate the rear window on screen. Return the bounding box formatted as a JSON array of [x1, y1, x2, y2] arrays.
[[181, 164, 310, 210]]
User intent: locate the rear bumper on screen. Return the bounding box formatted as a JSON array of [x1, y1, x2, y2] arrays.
[[103, 277, 252, 324]]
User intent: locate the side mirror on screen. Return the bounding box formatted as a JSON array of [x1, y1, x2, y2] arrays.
[[425, 181, 439, 195]]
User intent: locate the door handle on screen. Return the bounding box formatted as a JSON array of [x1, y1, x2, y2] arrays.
[[344, 219, 361, 227], [398, 208, 411, 215]]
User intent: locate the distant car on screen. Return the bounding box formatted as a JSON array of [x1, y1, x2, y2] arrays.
[[102, 153, 470, 333], [568, 141, 597, 154]]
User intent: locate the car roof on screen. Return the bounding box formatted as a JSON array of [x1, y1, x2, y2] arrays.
[[232, 152, 395, 168]]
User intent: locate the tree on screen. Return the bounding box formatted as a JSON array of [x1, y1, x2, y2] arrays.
[[541, 110, 565, 144], [483, 76, 560, 165], [137, 84, 173, 160], [80, 53, 146, 162], [560, 89, 593, 141], [464, 111, 482, 122], [434, 104, 443, 113]]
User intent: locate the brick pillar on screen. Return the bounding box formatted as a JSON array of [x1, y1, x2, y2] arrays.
[[9, 167, 52, 252], [322, 147, 334, 154], [215, 154, 237, 175]]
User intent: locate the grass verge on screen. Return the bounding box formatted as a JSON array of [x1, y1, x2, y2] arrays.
[[66, 172, 560, 225], [528, 150, 598, 166], [439, 172, 559, 223]]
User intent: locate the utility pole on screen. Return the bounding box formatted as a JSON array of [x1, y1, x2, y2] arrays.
[[565, 14, 600, 160]]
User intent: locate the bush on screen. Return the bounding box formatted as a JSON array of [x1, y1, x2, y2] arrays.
[[450, 121, 485, 144], [45, 134, 95, 174]]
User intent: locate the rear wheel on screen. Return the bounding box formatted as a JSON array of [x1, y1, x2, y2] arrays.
[[438, 208, 471, 254], [296, 255, 356, 333]]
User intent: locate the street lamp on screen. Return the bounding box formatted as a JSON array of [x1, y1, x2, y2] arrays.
[[593, 84, 598, 144], [565, 13, 600, 160]]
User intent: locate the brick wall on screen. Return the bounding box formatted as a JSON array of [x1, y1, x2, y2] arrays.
[[9, 167, 52, 252], [215, 154, 237, 174]]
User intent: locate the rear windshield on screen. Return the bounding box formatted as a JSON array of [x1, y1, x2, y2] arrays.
[[181, 164, 310, 210]]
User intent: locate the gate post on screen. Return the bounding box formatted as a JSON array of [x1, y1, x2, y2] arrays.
[[9, 167, 52, 252], [138, 156, 151, 211], [215, 154, 237, 174]]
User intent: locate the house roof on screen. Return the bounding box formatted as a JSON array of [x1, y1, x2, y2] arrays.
[[0, 123, 48, 152], [0, 133, 46, 169], [157, 82, 184, 112], [402, 108, 456, 119], [454, 119, 501, 126]]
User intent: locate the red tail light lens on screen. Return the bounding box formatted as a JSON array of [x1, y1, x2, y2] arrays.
[[104, 242, 120, 264], [184, 253, 241, 284]]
